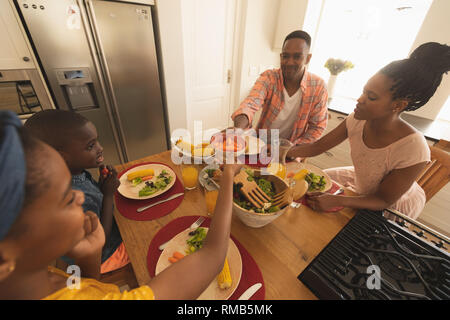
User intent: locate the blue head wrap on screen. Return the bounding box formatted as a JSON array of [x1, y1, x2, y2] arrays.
[[0, 111, 26, 241]]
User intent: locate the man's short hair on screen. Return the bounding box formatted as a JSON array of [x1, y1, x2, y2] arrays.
[[283, 30, 312, 49]]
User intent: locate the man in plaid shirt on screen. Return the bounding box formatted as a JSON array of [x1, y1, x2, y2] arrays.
[[231, 30, 328, 145]]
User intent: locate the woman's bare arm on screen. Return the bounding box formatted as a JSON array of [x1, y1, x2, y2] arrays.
[[308, 162, 428, 212], [147, 165, 239, 300]]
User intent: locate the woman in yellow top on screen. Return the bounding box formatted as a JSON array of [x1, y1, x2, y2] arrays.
[[0, 110, 241, 300]]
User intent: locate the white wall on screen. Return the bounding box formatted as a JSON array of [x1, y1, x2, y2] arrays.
[[272, 0, 308, 50], [157, 0, 449, 129], [236, 0, 282, 106], [154, 0, 188, 134], [406, 0, 450, 121], [157, 0, 283, 132]]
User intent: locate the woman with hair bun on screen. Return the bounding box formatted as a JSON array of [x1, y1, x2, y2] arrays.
[[287, 42, 450, 218]]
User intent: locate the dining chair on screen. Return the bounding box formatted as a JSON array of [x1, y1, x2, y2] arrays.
[[416, 139, 450, 202], [434, 139, 450, 152], [54, 258, 139, 291], [100, 264, 139, 291]]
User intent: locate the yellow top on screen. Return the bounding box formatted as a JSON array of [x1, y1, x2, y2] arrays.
[[43, 266, 155, 300]]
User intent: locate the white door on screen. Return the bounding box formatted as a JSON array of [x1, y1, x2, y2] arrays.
[[182, 0, 237, 135], [0, 1, 35, 70]]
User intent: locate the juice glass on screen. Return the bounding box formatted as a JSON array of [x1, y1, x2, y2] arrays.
[[205, 189, 219, 216], [267, 162, 286, 179], [181, 165, 199, 190]]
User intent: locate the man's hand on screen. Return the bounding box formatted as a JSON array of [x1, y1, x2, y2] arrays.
[[233, 114, 250, 129], [66, 211, 105, 260]]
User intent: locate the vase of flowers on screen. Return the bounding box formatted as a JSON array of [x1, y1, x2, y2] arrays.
[[324, 58, 354, 102]]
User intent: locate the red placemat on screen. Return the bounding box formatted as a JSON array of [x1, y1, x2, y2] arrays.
[[300, 181, 345, 213], [114, 162, 184, 221], [147, 216, 265, 300]]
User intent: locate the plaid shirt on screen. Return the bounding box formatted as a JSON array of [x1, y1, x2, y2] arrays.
[[231, 69, 328, 145]]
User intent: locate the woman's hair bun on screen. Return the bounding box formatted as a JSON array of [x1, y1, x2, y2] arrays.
[[409, 42, 450, 75]]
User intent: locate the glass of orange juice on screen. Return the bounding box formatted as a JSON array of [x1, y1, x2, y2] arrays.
[[205, 189, 219, 216], [267, 162, 287, 180], [181, 164, 199, 190], [267, 138, 292, 180]]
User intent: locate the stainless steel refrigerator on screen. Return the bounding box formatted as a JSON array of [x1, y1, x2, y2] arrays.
[[16, 0, 169, 164]]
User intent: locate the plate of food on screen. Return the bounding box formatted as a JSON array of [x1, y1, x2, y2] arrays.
[[171, 136, 215, 162], [199, 164, 222, 191], [155, 227, 242, 300], [210, 133, 246, 160], [118, 163, 177, 200], [243, 134, 265, 155], [286, 162, 332, 194]]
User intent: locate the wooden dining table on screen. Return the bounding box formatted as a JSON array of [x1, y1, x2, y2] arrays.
[[113, 150, 357, 299]]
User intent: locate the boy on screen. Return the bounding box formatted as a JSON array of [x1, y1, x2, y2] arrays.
[[1, 110, 241, 299], [24, 110, 129, 273]]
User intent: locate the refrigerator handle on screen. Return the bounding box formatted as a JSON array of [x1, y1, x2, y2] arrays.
[[79, 0, 130, 163]]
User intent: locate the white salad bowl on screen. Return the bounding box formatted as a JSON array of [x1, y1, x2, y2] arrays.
[[232, 169, 291, 228]]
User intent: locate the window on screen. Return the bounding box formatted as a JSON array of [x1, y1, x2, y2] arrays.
[[306, 0, 433, 112]]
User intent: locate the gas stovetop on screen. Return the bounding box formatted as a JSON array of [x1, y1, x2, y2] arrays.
[[298, 209, 450, 300]]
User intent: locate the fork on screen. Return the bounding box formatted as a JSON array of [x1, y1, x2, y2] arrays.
[[233, 170, 271, 209], [158, 216, 206, 251], [271, 188, 292, 208]]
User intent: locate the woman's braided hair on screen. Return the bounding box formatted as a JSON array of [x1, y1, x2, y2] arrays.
[[379, 42, 450, 112]]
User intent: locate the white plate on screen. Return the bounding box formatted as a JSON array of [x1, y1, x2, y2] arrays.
[[155, 227, 242, 300], [117, 163, 176, 200], [199, 164, 221, 191], [285, 162, 332, 193], [170, 134, 215, 163]]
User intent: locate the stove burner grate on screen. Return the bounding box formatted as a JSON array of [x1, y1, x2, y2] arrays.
[[298, 209, 450, 300]]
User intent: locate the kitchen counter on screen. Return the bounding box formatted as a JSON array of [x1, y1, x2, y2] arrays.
[[328, 96, 449, 142]]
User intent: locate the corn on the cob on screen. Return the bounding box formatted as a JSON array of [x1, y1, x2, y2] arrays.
[[127, 169, 155, 181], [294, 169, 309, 181], [217, 258, 232, 289], [176, 139, 194, 154]]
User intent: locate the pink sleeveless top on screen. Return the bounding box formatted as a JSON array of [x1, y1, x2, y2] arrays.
[[326, 113, 430, 219]]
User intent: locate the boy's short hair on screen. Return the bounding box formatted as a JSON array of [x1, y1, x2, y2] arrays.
[[24, 109, 89, 151]]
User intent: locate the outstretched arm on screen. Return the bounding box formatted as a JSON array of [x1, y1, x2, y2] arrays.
[[231, 71, 273, 129], [148, 164, 241, 300], [308, 161, 428, 212]]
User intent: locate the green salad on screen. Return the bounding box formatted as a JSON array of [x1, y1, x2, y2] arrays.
[[186, 227, 207, 254], [138, 170, 173, 197], [233, 169, 280, 213], [305, 172, 326, 192]]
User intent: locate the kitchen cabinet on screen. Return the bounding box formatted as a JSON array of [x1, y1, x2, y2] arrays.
[[0, 0, 35, 70], [306, 110, 353, 169]]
